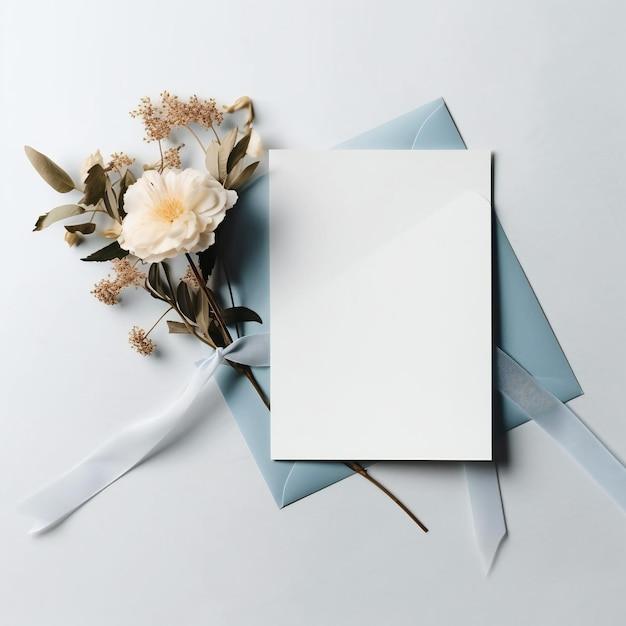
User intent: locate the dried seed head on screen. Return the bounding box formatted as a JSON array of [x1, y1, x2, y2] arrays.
[[163, 146, 183, 169], [91, 258, 145, 305], [131, 92, 224, 142], [181, 265, 200, 290], [129, 326, 156, 355], [109, 152, 135, 172]]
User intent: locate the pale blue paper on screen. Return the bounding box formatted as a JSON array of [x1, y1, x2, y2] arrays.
[[215, 98, 583, 507]]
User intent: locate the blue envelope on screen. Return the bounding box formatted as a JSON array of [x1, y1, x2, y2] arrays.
[[214, 98, 582, 507]]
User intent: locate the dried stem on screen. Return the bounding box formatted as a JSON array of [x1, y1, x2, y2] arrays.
[[184, 253, 270, 411], [185, 253, 230, 342], [345, 462, 429, 533], [185, 125, 207, 153], [145, 306, 174, 336]]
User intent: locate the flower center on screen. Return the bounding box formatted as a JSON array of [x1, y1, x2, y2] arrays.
[[154, 196, 184, 222]]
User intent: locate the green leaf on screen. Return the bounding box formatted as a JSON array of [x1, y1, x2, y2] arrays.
[[221, 306, 262, 325], [81, 241, 128, 262], [118, 169, 136, 218], [218, 128, 238, 182], [197, 239, 219, 280], [33, 204, 85, 231], [176, 281, 197, 322], [205, 141, 220, 179], [226, 130, 251, 174], [24, 146, 75, 193], [64, 222, 96, 234], [102, 176, 119, 221], [81, 164, 107, 207], [167, 320, 192, 334], [195, 287, 210, 334], [160, 261, 177, 297], [227, 161, 259, 190], [146, 263, 171, 301], [208, 320, 227, 348], [224, 158, 244, 189]]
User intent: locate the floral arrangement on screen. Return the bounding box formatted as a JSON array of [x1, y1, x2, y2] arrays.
[[24, 93, 427, 535], [27, 93, 269, 407]]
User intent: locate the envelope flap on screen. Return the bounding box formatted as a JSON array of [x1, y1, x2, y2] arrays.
[[336, 98, 466, 150]]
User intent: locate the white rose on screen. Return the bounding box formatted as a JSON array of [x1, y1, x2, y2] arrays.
[[118, 168, 237, 263], [80, 150, 104, 183]]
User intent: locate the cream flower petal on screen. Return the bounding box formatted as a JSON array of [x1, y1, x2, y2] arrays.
[[118, 168, 237, 263]]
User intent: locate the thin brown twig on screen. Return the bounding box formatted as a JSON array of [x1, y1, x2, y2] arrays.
[[345, 462, 429, 533]]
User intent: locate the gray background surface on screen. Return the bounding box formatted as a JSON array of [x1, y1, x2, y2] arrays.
[[1, 1, 625, 624]]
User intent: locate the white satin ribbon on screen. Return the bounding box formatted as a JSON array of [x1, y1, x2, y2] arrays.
[[496, 347, 626, 512], [465, 461, 506, 572], [19, 333, 270, 534], [469, 348, 626, 572]]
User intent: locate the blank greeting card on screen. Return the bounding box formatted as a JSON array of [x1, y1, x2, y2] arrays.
[[270, 150, 492, 461]]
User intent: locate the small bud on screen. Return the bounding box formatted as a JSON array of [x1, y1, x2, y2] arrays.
[[246, 128, 264, 159], [64, 231, 82, 247]]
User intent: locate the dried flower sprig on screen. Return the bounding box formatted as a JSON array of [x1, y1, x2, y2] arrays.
[[91, 258, 145, 305], [131, 91, 224, 144], [129, 326, 157, 356]]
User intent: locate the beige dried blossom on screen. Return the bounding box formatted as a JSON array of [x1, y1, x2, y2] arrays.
[[92, 279, 122, 305], [128, 326, 156, 355], [131, 92, 224, 143], [163, 146, 183, 169], [112, 258, 145, 288], [181, 265, 200, 290], [109, 152, 135, 173], [131, 96, 171, 142], [92, 258, 145, 305]]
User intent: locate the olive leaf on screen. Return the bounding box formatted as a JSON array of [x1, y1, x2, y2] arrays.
[[81, 241, 128, 262], [195, 287, 210, 335], [221, 306, 262, 325], [197, 239, 219, 280], [160, 261, 177, 297], [81, 164, 107, 207], [146, 263, 171, 301], [205, 141, 220, 179], [167, 320, 192, 334], [227, 161, 259, 190], [207, 319, 227, 348], [33, 204, 85, 231], [64, 222, 96, 234], [176, 281, 197, 323], [226, 130, 251, 175], [118, 169, 136, 218], [102, 177, 119, 221], [224, 158, 245, 189], [24, 146, 75, 193], [218, 128, 238, 182]]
